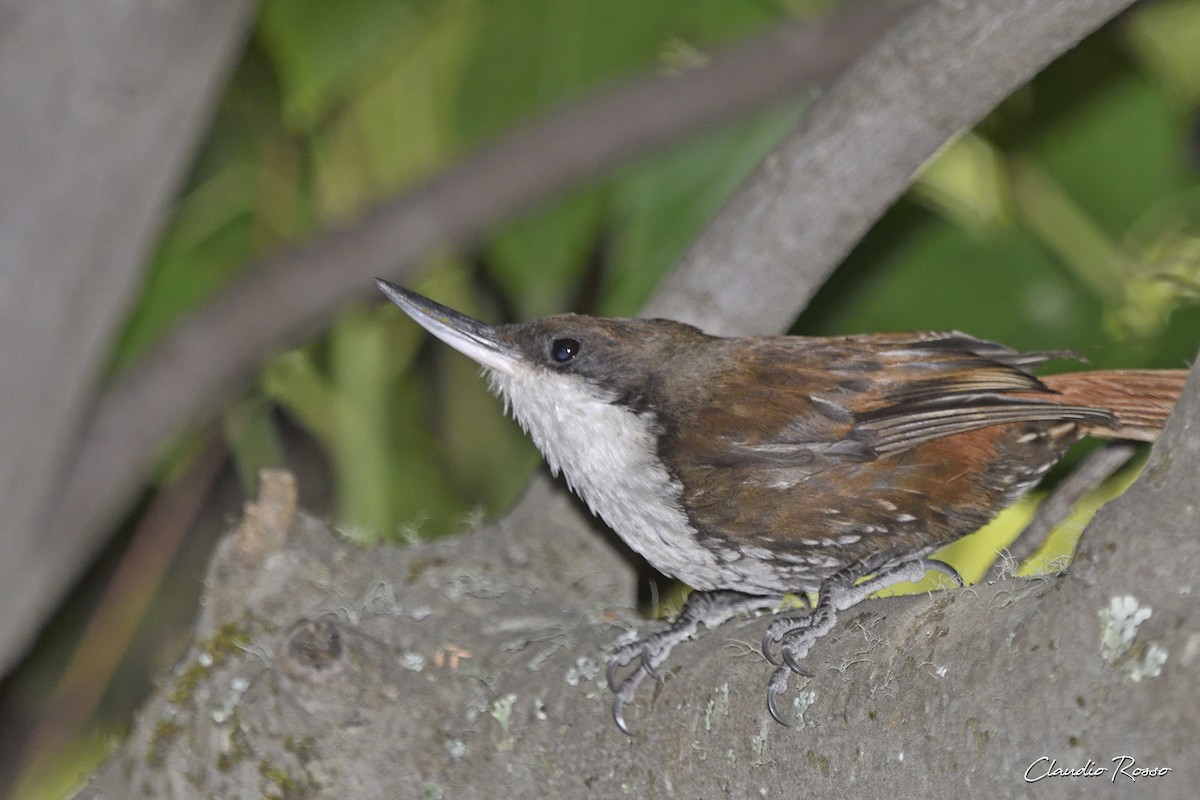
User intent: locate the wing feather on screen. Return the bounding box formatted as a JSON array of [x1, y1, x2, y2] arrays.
[[679, 331, 1109, 468]]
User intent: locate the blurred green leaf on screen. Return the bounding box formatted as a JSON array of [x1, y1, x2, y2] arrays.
[[1019, 455, 1145, 577], [223, 396, 286, 495], [1111, 202, 1200, 339], [601, 105, 804, 315], [455, 0, 781, 146], [112, 210, 255, 372], [798, 205, 1111, 357], [386, 262, 540, 517], [1008, 67, 1198, 339], [818, 58, 1200, 357], [1125, 0, 1200, 109], [310, 1, 474, 220], [262, 348, 340, 446], [911, 132, 1010, 235], [330, 306, 402, 537], [436, 344, 540, 511], [1026, 73, 1180, 236], [264, 306, 465, 540], [456, 0, 670, 146], [352, 3, 475, 186], [1008, 156, 1124, 301], [487, 186, 604, 318], [258, 0, 433, 131]]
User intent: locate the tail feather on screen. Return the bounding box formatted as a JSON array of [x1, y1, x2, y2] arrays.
[[1041, 369, 1189, 442]]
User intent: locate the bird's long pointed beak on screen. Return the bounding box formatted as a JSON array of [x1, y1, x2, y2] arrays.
[[375, 279, 519, 375]]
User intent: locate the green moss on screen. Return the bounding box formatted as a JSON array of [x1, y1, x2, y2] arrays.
[[217, 719, 253, 772], [168, 620, 252, 706], [208, 620, 253, 660], [283, 735, 316, 765], [146, 719, 184, 768], [805, 750, 831, 778], [168, 661, 206, 707], [259, 758, 315, 800]]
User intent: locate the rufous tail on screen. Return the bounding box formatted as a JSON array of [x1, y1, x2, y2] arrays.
[[1041, 369, 1189, 442]]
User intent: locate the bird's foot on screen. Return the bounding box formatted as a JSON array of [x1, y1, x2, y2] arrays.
[[762, 599, 838, 725], [606, 590, 777, 735], [763, 556, 958, 726], [921, 558, 964, 588]]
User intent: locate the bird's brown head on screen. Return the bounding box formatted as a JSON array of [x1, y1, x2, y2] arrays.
[[375, 278, 714, 415]]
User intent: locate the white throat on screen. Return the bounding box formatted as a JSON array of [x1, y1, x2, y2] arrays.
[[486, 367, 728, 590]]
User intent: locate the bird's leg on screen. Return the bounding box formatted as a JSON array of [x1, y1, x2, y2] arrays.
[[764, 557, 961, 726], [607, 589, 780, 735]]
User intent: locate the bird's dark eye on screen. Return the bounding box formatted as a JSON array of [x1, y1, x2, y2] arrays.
[[551, 337, 580, 363]]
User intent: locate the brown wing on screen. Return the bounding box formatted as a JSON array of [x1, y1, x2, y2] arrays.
[[677, 331, 1114, 470], [661, 332, 1113, 592]]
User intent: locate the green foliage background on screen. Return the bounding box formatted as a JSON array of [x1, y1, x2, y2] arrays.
[[16, 2, 1200, 794]]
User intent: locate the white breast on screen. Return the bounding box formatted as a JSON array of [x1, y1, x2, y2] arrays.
[[488, 368, 736, 590]]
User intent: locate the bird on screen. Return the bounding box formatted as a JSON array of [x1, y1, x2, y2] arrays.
[[375, 278, 1187, 733]]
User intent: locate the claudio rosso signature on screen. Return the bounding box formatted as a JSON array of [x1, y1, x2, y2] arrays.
[[1025, 755, 1172, 783]]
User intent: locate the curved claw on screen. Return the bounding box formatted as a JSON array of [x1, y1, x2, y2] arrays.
[[605, 591, 781, 732], [781, 644, 814, 678], [609, 643, 663, 688], [611, 663, 649, 736], [612, 694, 634, 737], [766, 667, 793, 728], [761, 626, 783, 666], [606, 653, 627, 692], [921, 558, 965, 588]]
